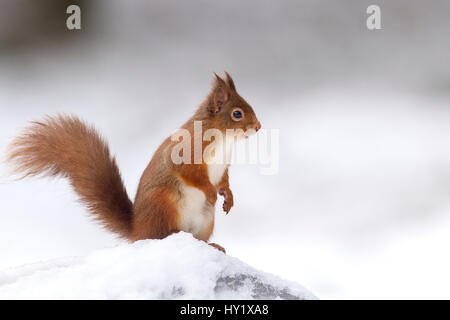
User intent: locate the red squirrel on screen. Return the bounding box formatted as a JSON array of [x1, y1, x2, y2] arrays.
[[6, 72, 261, 253]]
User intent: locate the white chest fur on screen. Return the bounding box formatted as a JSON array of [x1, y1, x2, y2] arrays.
[[178, 139, 233, 239], [207, 163, 228, 186], [178, 183, 213, 238], [206, 138, 232, 186]]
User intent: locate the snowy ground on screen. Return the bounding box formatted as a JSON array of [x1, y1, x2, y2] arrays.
[[0, 233, 315, 300]]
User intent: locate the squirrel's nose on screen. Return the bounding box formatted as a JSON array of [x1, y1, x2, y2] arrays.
[[255, 121, 261, 132]]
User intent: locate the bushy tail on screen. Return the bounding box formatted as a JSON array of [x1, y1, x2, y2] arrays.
[[6, 115, 133, 238]]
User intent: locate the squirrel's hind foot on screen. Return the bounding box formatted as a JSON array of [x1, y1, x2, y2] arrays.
[[209, 243, 226, 254]]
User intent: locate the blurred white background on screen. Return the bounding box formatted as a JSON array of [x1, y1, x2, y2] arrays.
[[1, 0, 450, 299]]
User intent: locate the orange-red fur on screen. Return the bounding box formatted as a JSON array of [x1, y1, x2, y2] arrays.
[[6, 72, 261, 252]]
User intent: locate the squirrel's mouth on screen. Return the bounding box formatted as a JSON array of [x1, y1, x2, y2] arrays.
[[244, 129, 258, 139], [232, 128, 257, 141]]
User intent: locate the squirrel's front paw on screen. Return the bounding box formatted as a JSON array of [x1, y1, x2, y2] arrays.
[[219, 187, 234, 214]]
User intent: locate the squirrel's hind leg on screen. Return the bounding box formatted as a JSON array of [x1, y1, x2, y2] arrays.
[[131, 189, 181, 241]]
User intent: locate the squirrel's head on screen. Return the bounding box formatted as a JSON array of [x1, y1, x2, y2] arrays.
[[204, 72, 261, 138]]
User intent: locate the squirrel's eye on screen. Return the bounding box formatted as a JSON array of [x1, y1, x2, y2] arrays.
[[231, 108, 244, 121]]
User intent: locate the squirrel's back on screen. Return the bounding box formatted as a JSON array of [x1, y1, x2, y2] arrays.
[[6, 115, 133, 238]]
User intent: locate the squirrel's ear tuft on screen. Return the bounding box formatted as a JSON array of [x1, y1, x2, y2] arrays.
[[208, 73, 228, 114], [211, 86, 227, 113], [213, 73, 226, 87], [224, 71, 236, 91]]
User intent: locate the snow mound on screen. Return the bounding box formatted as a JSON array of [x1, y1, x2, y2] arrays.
[[0, 233, 316, 299]]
